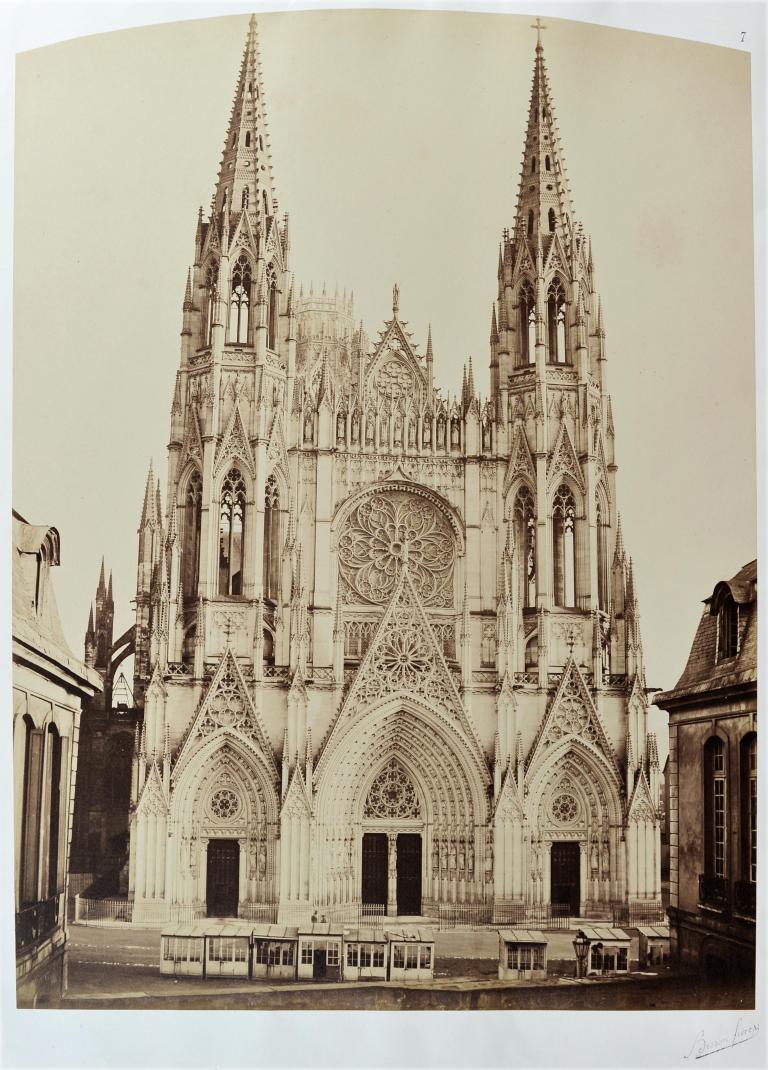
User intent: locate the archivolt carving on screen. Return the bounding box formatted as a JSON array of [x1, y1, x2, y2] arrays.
[[338, 491, 455, 607]]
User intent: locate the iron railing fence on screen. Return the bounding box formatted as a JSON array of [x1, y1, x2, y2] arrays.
[[437, 902, 570, 931], [611, 900, 667, 927]]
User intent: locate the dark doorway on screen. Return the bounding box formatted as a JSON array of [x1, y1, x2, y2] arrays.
[[396, 833, 422, 915], [206, 838, 239, 917], [312, 949, 327, 979], [361, 832, 388, 908], [550, 841, 580, 915]]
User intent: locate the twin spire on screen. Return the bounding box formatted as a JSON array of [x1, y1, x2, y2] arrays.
[[213, 13, 278, 233], [513, 19, 575, 247]]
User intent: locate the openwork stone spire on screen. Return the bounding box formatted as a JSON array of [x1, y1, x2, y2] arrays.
[[513, 25, 575, 245], [212, 14, 278, 232]]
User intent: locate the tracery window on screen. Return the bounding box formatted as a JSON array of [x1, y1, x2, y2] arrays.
[[717, 594, 739, 660], [363, 758, 421, 819], [337, 492, 455, 607], [514, 485, 536, 608], [547, 279, 567, 363], [267, 268, 278, 351], [704, 737, 727, 879], [183, 469, 202, 599], [219, 468, 246, 596], [263, 473, 280, 602], [203, 261, 218, 347], [519, 282, 536, 366], [228, 255, 252, 344], [552, 484, 576, 608]]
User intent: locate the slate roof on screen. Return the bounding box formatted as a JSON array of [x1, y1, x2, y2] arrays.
[[655, 560, 757, 705]]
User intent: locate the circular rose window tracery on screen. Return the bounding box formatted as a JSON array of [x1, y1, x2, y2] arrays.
[[209, 788, 241, 822], [551, 792, 579, 825], [364, 759, 421, 820], [338, 491, 455, 607]]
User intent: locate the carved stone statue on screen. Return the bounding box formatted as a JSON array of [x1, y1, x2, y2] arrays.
[[351, 413, 360, 444]]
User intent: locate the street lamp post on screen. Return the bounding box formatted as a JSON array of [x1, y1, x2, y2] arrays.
[[573, 930, 590, 979]]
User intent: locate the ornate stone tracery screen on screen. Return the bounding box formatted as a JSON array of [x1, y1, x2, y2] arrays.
[[338, 491, 455, 607]]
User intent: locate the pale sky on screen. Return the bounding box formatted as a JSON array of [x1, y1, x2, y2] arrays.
[[13, 8, 756, 700]]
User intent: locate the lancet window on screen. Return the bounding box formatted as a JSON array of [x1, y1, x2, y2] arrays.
[[596, 496, 608, 611], [228, 255, 252, 344], [203, 261, 218, 347], [218, 468, 246, 596], [548, 207, 556, 232], [182, 469, 203, 599], [552, 484, 576, 608], [519, 282, 536, 366], [547, 279, 567, 363], [241, 186, 250, 208], [263, 473, 280, 602], [514, 485, 536, 608]]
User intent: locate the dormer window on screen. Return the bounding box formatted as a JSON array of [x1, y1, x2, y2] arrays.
[[717, 594, 739, 660]]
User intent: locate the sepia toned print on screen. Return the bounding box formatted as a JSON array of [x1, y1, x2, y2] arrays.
[[12, 10, 756, 1016]]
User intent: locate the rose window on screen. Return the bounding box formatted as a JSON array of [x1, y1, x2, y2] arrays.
[[338, 492, 454, 606], [551, 792, 579, 824], [364, 758, 421, 819], [209, 788, 241, 821], [374, 358, 413, 400]]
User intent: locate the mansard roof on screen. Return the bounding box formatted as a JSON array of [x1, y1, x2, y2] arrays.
[[655, 560, 757, 705]]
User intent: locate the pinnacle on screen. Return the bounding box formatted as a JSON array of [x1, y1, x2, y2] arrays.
[[97, 556, 106, 593], [426, 324, 433, 361]]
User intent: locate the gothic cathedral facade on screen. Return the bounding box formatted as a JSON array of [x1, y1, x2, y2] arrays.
[[125, 16, 662, 923]]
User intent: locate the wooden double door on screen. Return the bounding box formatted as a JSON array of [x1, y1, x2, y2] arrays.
[[361, 832, 422, 916], [550, 841, 580, 916]]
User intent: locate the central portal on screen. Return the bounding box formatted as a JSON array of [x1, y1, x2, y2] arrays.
[[396, 833, 422, 916], [206, 838, 239, 917]]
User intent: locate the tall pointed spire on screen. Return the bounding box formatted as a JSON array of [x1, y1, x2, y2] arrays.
[[513, 24, 574, 246], [140, 460, 156, 527], [212, 15, 278, 235]]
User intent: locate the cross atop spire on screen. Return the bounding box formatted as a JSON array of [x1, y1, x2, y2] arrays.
[[531, 16, 546, 49], [513, 26, 575, 247]]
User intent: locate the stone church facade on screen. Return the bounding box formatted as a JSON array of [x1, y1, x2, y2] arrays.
[[123, 16, 662, 923]]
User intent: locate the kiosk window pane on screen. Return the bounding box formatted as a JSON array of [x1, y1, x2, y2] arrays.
[[393, 945, 405, 968], [373, 947, 384, 968], [327, 944, 339, 967], [301, 943, 313, 964], [406, 946, 418, 969], [420, 945, 432, 969]]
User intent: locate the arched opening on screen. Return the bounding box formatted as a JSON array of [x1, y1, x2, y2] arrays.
[[218, 468, 246, 596], [263, 473, 280, 602], [704, 737, 726, 879], [262, 190, 269, 218], [241, 186, 249, 209], [245, 131, 251, 147], [527, 210, 534, 236], [228, 255, 251, 345], [182, 469, 202, 600], [552, 484, 576, 608], [203, 261, 218, 347], [717, 593, 739, 660], [267, 270, 278, 351], [519, 281, 536, 366], [531, 157, 537, 174], [548, 207, 556, 232], [547, 278, 567, 363], [514, 484, 536, 608], [525, 632, 538, 669], [545, 155, 551, 171]]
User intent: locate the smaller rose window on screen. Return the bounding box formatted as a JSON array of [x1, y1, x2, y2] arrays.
[[551, 792, 579, 824], [209, 788, 241, 821]]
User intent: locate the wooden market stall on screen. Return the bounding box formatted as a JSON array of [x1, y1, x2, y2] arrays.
[[342, 927, 388, 981], [580, 926, 631, 976], [160, 921, 206, 977], [386, 927, 435, 982], [637, 924, 670, 968], [296, 922, 344, 981], [251, 924, 299, 979], [203, 920, 253, 978], [497, 929, 548, 980]]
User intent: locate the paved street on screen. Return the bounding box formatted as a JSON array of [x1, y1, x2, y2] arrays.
[[61, 924, 754, 1011]]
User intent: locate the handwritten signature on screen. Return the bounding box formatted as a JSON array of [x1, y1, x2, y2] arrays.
[[684, 1018, 759, 1060]]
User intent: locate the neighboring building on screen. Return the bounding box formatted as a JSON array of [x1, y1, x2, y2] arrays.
[[12, 511, 101, 1006], [93, 16, 663, 926], [70, 563, 140, 894], [654, 561, 757, 980]]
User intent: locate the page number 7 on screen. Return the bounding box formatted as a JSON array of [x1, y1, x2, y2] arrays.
[[740, 31, 746, 41]]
